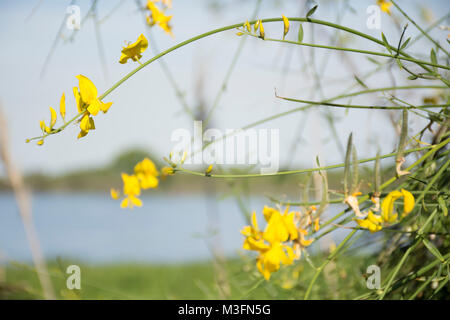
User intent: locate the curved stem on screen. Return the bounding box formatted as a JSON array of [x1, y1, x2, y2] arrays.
[[28, 15, 448, 142], [175, 142, 445, 179], [249, 35, 450, 70]]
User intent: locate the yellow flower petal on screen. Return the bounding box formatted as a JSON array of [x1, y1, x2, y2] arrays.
[[119, 34, 149, 64], [110, 188, 120, 200], [49, 107, 57, 128], [60, 93, 66, 120], [282, 15, 289, 39], [401, 189, 415, 217], [73, 87, 83, 113], [76, 75, 98, 105]]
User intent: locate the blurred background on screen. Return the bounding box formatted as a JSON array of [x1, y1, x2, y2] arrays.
[[0, 0, 448, 299]]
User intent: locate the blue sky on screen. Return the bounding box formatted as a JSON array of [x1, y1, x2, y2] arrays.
[[0, 0, 448, 175]]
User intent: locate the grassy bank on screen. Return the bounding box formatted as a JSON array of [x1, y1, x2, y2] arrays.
[[1, 254, 377, 300]]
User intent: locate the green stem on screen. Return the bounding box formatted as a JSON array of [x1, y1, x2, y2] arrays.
[[251, 35, 450, 70], [175, 141, 447, 179], [275, 95, 448, 110], [303, 229, 358, 300], [379, 208, 440, 299], [391, 0, 450, 58]]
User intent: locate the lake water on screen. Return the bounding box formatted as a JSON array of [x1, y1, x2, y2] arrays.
[[0, 192, 352, 264]]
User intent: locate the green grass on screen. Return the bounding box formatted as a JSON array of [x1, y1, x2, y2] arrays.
[[0, 254, 377, 300]]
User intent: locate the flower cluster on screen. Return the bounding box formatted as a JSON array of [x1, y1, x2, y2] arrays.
[[146, 0, 173, 36], [237, 15, 290, 40], [74, 75, 113, 139], [241, 205, 318, 280], [354, 189, 415, 233], [111, 158, 160, 209], [33, 75, 112, 145]]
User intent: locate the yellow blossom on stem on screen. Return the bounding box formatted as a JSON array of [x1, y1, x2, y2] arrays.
[[78, 113, 95, 139], [161, 166, 175, 179], [241, 206, 300, 280], [354, 189, 415, 233], [243, 20, 251, 33], [254, 20, 260, 32], [282, 15, 289, 40], [76, 75, 113, 116], [355, 210, 383, 233], [258, 20, 265, 39], [120, 173, 143, 209], [110, 188, 120, 200], [205, 164, 213, 176], [377, 0, 393, 14], [119, 34, 149, 64], [146, 0, 173, 36], [60, 93, 66, 121], [256, 241, 296, 280], [134, 158, 159, 189], [381, 189, 415, 222]]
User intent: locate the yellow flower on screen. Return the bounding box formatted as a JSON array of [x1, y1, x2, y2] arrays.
[[377, 0, 392, 14], [241, 212, 269, 251], [258, 20, 265, 39], [243, 20, 251, 33], [254, 20, 260, 32], [381, 189, 415, 223], [161, 166, 175, 179], [354, 189, 415, 232], [355, 210, 383, 233], [134, 158, 159, 189], [78, 113, 95, 139], [73, 87, 84, 113], [241, 206, 300, 280], [110, 188, 120, 200], [76, 75, 113, 116], [205, 164, 213, 175], [119, 34, 149, 64], [263, 206, 298, 243], [60, 93, 66, 121], [37, 139, 44, 146], [256, 242, 296, 280], [120, 173, 143, 209], [314, 218, 320, 232], [146, 1, 173, 36], [282, 15, 289, 40]]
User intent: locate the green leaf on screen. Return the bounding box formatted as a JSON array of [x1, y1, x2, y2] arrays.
[[374, 151, 380, 194], [422, 238, 445, 262], [396, 108, 408, 161], [407, 75, 418, 80], [438, 196, 448, 217], [351, 144, 358, 193], [344, 133, 353, 196], [381, 32, 392, 54], [430, 48, 438, 72], [298, 23, 304, 42], [400, 37, 411, 50], [354, 75, 368, 89], [366, 57, 381, 65], [306, 5, 318, 19], [430, 48, 437, 65]]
